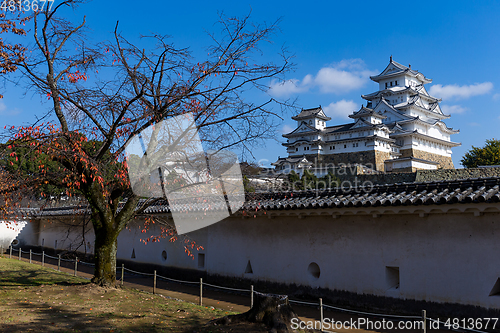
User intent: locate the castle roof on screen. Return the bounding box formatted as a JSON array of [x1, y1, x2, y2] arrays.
[[271, 156, 312, 166], [349, 105, 387, 119], [370, 56, 432, 84], [282, 121, 321, 138], [362, 86, 415, 100], [291, 106, 331, 121], [384, 156, 440, 165]]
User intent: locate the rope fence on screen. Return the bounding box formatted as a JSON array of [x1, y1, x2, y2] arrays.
[[0, 246, 492, 333]]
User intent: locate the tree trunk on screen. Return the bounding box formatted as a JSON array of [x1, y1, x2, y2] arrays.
[[91, 222, 118, 287], [211, 292, 302, 333]]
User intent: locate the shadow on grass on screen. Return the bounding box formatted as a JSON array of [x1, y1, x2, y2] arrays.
[[0, 300, 232, 333], [0, 268, 89, 287]]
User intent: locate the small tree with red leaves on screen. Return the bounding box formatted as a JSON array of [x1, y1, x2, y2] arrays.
[[0, 1, 292, 286]]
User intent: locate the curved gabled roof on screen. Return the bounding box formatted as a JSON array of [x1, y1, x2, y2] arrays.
[[282, 121, 320, 137], [362, 86, 415, 100], [370, 57, 432, 84], [292, 106, 331, 121], [373, 98, 415, 121], [395, 96, 449, 119], [349, 105, 387, 119]]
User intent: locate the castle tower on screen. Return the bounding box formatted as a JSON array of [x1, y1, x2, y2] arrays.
[[363, 56, 460, 171], [274, 57, 460, 175]]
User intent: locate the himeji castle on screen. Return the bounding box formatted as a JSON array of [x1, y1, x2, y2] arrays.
[[273, 57, 461, 175]]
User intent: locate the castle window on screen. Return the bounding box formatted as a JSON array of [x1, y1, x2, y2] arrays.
[[385, 82, 388, 89], [198, 253, 205, 269], [386, 266, 400, 290], [295, 148, 298, 151], [395, 80, 398, 85], [390, 81, 393, 87], [344, 144, 346, 148]]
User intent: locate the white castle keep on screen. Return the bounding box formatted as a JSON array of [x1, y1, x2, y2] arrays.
[[273, 57, 460, 175]]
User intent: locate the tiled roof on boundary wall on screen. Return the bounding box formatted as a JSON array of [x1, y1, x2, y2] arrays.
[[14, 176, 500, 217], [243, 177, 500, 211]]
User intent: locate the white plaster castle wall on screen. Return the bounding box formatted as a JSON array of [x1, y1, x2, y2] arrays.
[[0, 221, 27, 248], [428, 126, 448, 141], [413, 160, 438, 170], [18, 210, 500, 309], [204, 213, 500, 309], [411, 138, 453, 157], [114, 221, 209, 270]]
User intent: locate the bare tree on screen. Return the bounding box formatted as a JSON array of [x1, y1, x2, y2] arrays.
[[1, 1, 292, 286]]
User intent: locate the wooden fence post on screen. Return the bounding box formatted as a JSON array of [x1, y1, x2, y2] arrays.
[[153, 270, 157, 294], [250, 285, 254, 308], [74, 257, 78, 277], [199, 278, 203, 306], [422, 309, 427, 333], [319, 298, 324, 332]]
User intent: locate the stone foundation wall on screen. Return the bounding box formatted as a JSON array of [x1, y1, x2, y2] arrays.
[[415, 167, 500, 182], [307, 151, 377, 170], [338, 167, 500, 186], [400, 149, 454, 169], [374, 151, 392, 171], [305, 150, 389, 171], [302, 149, 452, 172]]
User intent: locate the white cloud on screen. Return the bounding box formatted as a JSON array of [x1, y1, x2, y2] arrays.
[[268, 79, 308, 98], [268, 59, 376, 97], [441, 104, 468, 115], [314, 59, 376, 94], [468, 122, 480, 127], [429, 82, 493, 100], [323, 100, 358, 119], [493, 93, 500, 101], [281, 124, 294, 134], [0, 100, 21, 116]]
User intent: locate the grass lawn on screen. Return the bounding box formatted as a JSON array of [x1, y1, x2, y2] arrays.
[[0, 254, 270, 332]]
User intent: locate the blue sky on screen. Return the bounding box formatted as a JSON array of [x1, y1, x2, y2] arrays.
[[1, 1, 499, 168]]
